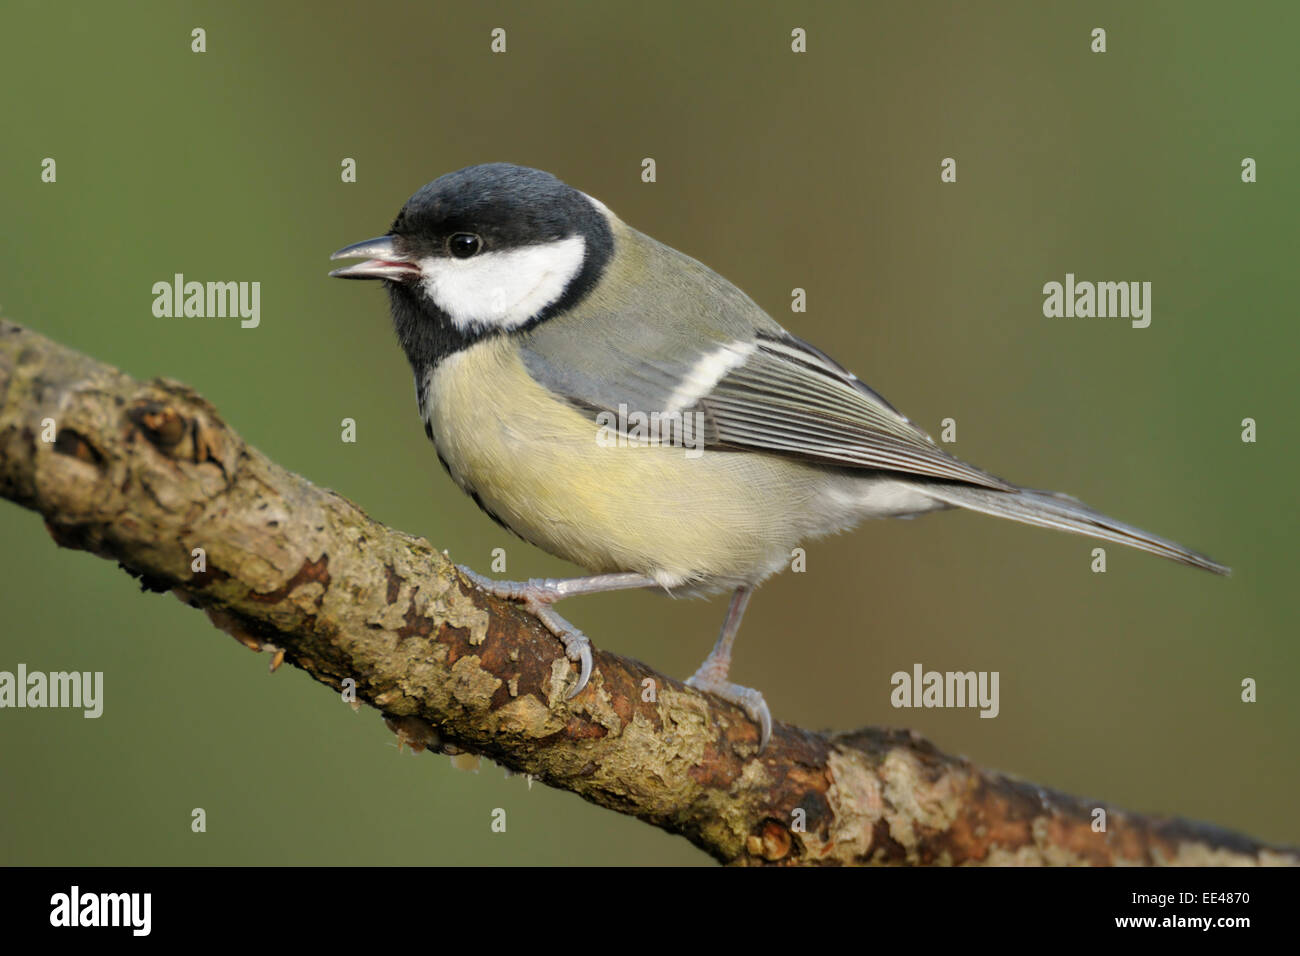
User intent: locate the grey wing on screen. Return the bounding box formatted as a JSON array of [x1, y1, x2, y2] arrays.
[[697, 331, 1013, 490], [521, 317, 1012, 492]]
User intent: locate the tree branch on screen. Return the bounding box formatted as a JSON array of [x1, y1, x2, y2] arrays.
[[0, 317, 1293, 866]]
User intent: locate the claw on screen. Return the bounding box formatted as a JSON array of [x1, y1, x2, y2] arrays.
[[457, 566, 593, 698], [456, 565, 499, 593], [567, 641, 593, 698], [753, 699, 773, 751], [528, 601, 592, 698], [686, 673, 772, 751]]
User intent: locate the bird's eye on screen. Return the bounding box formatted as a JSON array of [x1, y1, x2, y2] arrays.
[[448, 233, 482, 259]]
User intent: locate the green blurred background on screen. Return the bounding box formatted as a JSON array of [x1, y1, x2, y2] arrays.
[[1, 1, 1295, 865]]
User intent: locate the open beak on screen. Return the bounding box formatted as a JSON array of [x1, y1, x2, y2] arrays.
[[329, 236, 422, 281]]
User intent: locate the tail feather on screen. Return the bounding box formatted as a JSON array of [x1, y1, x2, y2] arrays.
[[920, 483, 1230, 576]]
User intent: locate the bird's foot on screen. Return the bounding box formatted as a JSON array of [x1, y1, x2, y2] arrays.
[[686, 665, 772, 750], [457, 567, 593, 698]]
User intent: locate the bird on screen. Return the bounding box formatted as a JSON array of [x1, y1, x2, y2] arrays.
[[330, 162, 1228, 749]]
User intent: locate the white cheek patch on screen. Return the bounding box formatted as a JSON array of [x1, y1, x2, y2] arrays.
[[418, 235, 586, 332]]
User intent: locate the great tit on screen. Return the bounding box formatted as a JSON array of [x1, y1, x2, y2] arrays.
[[330, 162, 1228, 748]]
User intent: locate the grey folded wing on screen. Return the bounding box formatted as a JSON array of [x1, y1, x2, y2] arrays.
[[519, 315, 1012, 492]]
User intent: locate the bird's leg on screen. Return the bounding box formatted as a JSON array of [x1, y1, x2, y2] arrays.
[[685, 586, 771, 749], [457, 567, 658, 698]]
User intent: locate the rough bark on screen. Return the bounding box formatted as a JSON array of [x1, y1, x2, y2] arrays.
[[0, 317, 1293, 866]]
